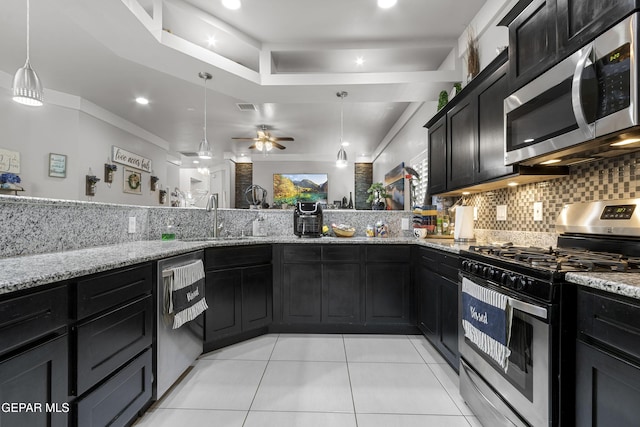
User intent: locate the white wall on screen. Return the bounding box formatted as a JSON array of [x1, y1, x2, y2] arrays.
[[252, 160, 354, 207], [0, 86, 180, 205]]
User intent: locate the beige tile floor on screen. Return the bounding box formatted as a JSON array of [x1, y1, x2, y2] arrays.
[[135, 334, 482, 427]]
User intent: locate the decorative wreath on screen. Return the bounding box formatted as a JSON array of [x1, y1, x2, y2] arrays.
[[127, 173, 141, 190]]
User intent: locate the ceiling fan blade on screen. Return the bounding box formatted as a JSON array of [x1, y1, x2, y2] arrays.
[[272, 137, 294, 141], [232, 137, 260, 141], [248, 144, 257, 149], [257, 130, 266, 139], [272, 142, 286, 150]]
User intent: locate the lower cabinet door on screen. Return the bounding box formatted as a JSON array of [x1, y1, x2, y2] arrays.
[[365, 263, 411, 324], [323, 263, 361, 323], [75, 348, 152, 427], [241, 264, 273, 331], [0, 335, 69, 427], [576, 340, 640, 427], [440, 277, 459, 367], [76, 296, 153, 395], [205, 269, 242, 342], [417, 264, 440, 337], [282, 263, 322, 323]]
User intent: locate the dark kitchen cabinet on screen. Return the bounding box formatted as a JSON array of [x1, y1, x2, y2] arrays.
[[507, 0, 557, 92], [71, 263, 154, 427], [415, 246, 460, 371], [204, 245, 272, 350], [427, 115, 447, 195], [575, 287, 640, 426], [557, 0, 640, 58], [476, 60, 512, 182], [0, 335, 69, 427], [426, 51, 511, 195], [282, 263, 323, 323], [279, 245, 361, 325], [365, 246, 412, 325], [447, 95, 476, 189]]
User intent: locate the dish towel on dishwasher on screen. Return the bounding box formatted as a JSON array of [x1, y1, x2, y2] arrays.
[[461, 277, 513, 372], [165, 260, 208, 329]]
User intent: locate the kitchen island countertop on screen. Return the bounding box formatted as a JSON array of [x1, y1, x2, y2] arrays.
[[0, 236, 468, 296]]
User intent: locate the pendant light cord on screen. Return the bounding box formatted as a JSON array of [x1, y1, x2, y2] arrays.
[[26, 0, 31, 62], [203, 76, 207, 139], [340, 94, 344, 145]]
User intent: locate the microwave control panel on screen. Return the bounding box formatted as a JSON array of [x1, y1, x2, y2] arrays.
[[596, 43, 631, 119]]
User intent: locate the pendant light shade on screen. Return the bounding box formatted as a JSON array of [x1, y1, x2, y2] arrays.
[[336, 91, 348, 168], [197, 72, 213, 159], [12, 0, 43, 107]]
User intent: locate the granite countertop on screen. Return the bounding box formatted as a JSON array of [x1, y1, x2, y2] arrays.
[[0, 235, 467, 296], [565, 272, 640, 300]]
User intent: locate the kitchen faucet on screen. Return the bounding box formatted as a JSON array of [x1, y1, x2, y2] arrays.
[[205, 193, 219, 238]]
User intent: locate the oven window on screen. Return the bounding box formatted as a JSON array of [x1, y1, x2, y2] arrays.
[[468, 309, 535, 401], [506, 78, 578, 151]]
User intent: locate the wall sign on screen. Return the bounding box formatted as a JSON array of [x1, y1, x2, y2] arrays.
[[0, 148, 20, 173], [48, 153, 67, 178], [112, 146, 152, 173]]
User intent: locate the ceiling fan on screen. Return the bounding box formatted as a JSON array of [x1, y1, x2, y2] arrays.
[[232, 125, 294, 151]]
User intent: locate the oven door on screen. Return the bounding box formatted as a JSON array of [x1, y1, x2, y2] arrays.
[[458, 271, 551, 427]]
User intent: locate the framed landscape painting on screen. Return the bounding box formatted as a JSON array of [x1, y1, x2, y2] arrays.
[[273, 173, 328, 205]]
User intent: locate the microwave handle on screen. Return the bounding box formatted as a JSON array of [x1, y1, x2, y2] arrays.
[[571, 43, 596, 139]]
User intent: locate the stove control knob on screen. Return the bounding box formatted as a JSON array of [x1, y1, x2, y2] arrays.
[[471, 263, 480, 274], [516, 277, 529, 291], [461, 260, 469, 271], [500, 272, 509, 285], [507, 275, 518, 288], [492, 269, 502, 282]]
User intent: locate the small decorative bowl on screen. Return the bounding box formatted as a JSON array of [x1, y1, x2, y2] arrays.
[[332, 225, 356, 238]]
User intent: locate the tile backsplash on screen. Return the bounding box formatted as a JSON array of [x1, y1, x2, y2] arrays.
[[458, 151, 640, 233]]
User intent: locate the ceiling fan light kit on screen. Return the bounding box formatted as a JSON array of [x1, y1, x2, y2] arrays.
[[232, 124, 293, 152], [336, 91, 349, 168], [197, 72, 213, 160], [12, 0, 43, 107]]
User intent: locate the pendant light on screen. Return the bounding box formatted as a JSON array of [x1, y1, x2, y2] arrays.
[[12, 0, 43, 107], [336, 91, 348, 168], [197, 72, 213, 159]]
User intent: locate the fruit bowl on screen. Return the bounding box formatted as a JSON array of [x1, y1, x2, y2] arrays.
[[332, 223, 356, 238]]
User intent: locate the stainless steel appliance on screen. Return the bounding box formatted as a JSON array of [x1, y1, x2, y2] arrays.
[[459, 198, 640, 426], [155, 251, 204, 400], [293, 201, 323, 238], [505, 13, 639, 166]]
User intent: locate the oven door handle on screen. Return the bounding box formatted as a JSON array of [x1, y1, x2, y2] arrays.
[[508, 297, 547, 320]]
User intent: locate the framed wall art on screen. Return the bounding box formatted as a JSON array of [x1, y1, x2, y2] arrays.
[[48, 153, 67, 178], [273, 173, 328, 205], [123, 167, 142, 195]]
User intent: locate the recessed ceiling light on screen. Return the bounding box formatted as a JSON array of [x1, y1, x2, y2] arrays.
[[135, 97, 149, 105], [193, 160, 199, 164], [462, 191, 471, 195], [378, 0, 397, 8], [355, 56, 365, 66], [341, 141, 350, 147], [524, 138, 535, 143], [222, 0, 241, 10], [187, 107, 195, 111], [207, 35, 217, 47], [508, 182, 518, 187], [540, 159, 561, 165]]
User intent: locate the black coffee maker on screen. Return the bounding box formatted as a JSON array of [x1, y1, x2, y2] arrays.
[[293, 202, 323, 238]]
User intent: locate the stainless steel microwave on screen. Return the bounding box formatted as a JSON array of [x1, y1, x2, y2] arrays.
[[504, 12, 639, 166]]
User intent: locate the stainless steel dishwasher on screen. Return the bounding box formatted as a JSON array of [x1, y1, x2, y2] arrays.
[[155, 250, 204, 400]]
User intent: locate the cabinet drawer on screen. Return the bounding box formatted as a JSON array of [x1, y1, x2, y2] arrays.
[[282, 245, 322, 262], [578, 289, 640, 359], [418, 247, 459, 281], [75, 348, 152, 427], [206, 245, 272, 270], [76, 295, 153, 395], [323, 245, 360, 262], [0, 284, 68, 357], [75, 263, 152, 320], [366, 245, 410, 262]]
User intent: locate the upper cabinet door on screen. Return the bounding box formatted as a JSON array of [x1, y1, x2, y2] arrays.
[[447, 96, 476, 190], [508, 0, 557, 92], [557, 0, 640, 57], [476, 61, 513, 182], [427, 116, 447, 195]]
